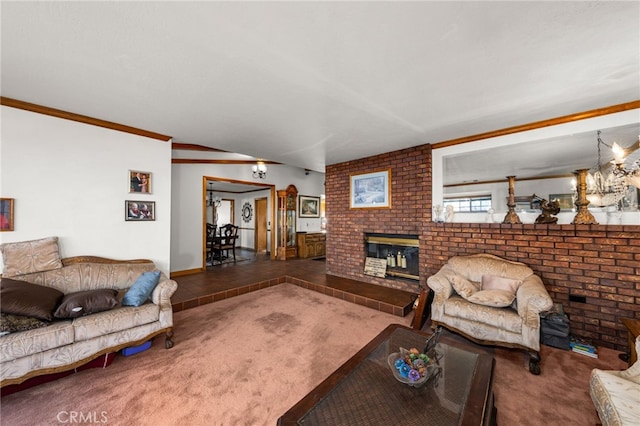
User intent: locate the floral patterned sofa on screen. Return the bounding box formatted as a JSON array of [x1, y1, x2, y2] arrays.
[[0, 237, 177, 387], [427, 253, 553, 374], [590, 336, 640, 426]]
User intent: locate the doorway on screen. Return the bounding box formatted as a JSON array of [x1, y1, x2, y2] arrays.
[[255, 197, 268, 254], [202, 177, 276, 268]]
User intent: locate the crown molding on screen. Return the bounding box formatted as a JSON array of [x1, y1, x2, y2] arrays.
[[0, 97, 171, 142]]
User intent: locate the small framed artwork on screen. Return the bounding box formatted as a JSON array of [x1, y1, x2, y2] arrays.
[[549, 193, 574, 210], [125, 200, 155, 221], [129, 170, 152, 194], [350, 169, 391, 209], [299, 195, 320, 218], [0, 198, 15, 231]]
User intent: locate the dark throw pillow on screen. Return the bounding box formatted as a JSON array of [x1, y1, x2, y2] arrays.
[[0, 278, 64, 321], [1, 312, 50, 334], [54, 289, 119, 319]]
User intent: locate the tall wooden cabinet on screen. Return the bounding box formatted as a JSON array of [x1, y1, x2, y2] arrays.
[[277, 184, 298, 260], [296, 232, 326, 259]]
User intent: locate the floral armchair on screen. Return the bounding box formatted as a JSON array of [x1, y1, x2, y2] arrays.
[[590, 336, 640, 426], [427, 253, 553, 374]]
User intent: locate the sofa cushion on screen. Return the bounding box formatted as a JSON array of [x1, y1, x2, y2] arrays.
[[482, 275, 522, 294], [73, 303, 160, 341], [450, 275, 480, 299], [467, 289, 516, 308], [54, 289, 119, 319], [444, 296, 522, 334], [0, 320, 74, 363], [0, 312, 50, 335], [122, 271, 161, 307], [0, 236, 63, 277], [0, 278, 64, 321], [448, 253, 533, 282]]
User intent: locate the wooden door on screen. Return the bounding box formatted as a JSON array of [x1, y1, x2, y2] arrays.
[[255, 197, 268, 254]]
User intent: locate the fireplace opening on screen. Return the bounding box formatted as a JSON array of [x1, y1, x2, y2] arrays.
[[364, 233, 419, 281]]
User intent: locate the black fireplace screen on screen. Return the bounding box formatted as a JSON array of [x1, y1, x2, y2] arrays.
[[364, 233, 419, 280]]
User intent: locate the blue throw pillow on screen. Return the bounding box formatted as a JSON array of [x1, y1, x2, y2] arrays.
[[122, 271, 161, 307]]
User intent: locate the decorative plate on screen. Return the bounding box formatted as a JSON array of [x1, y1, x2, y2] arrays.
[[242, 202, 253, 223]]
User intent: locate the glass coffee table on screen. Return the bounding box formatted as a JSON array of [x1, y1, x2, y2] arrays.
[[278, 324, 496, 426]]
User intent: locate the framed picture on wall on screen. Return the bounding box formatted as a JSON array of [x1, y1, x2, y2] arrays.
[[129, 170, 152, 194], [350, 169, 392, 209], [125, 200, 155, 221], [299, 195, 320, 218], [0, 198, 15, 231]]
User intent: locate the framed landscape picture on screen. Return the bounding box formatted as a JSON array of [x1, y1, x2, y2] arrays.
[[129, 170, 152, 194], [299, 195, 320, 218], [125, 200, 155, 221], [0, 198, 14, 231], [350, 169, 391, 209]]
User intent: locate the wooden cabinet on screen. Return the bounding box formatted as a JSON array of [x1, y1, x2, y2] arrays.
[[296, 232, 326, 259]]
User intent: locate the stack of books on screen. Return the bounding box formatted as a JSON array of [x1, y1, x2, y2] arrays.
[[570, 338, 598, 358]]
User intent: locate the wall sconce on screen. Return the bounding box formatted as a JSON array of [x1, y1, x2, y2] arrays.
[[252, 160, 267, 179]]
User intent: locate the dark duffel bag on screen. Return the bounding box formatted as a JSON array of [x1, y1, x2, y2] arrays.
[[540, 307, 570, 350]]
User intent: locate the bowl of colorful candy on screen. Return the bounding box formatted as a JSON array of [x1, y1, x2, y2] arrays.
[[387, 347, 439, 388]]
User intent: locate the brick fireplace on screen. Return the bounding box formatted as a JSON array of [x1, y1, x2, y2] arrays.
[[325, 144, 640, 354], [364, 232, 419, 281]]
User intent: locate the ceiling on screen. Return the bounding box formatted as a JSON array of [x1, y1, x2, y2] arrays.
[[1, 1, 639, 174]]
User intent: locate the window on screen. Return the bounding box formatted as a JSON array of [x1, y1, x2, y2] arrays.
[[444, 195, 492, 213]]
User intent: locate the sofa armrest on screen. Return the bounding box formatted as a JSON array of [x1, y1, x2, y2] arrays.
[[516, 274, 553, 327], [427, 265, 455, 303], [151, 274, 178, 308]]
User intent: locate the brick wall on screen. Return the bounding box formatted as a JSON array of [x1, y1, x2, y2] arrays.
[[326, 144, 640, 352], [325, 145, 431, 294]]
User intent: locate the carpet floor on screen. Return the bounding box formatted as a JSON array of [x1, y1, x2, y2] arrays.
[[0, 283, 627, 425]]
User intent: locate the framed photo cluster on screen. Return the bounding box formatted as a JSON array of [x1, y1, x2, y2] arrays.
[[129, 170, 152, 194], [127, 170, 155, 221]]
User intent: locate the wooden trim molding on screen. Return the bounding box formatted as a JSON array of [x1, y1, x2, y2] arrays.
[[173, 158, 280, 165], [172, 142, 228, 152], [61, 256, 153, 266], [443, 173, 575, 188], [0, 97, 171, 142], [431, 100, 640, 150]]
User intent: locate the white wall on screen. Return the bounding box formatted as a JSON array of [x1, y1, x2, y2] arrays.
[[171, 150, 325, 273], [0, 106, 173, 273]]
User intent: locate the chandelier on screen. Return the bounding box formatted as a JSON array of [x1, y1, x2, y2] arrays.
[[585, 130, 640, 208], [206, 183, 222, 208], [252, 160, 267, 179]]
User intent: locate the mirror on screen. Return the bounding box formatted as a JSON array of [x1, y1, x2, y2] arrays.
[[432, 108, 640, 225]]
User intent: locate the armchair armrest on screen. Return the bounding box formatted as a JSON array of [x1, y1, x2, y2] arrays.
[[516, 274, 553, 327], [619, 336, 640, 384], [427, 265, 455, 303]]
